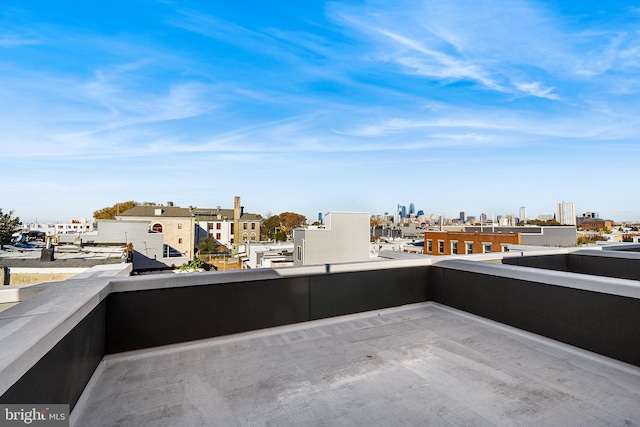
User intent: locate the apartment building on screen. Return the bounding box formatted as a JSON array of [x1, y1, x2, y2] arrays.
[[424, 231, 521, 255], [116, 203, 195, 260]]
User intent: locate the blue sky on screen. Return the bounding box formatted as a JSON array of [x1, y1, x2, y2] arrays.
[[2, 0, 640, 223]]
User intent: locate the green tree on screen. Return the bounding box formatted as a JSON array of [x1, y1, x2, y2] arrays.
[[274, 230, 288, 242], [93, 201, 140, 220], [0, 209, 20, 249], [261, 215, 281, 240], [197, 236, 220, 254]]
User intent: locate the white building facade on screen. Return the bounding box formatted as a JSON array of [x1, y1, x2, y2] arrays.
[[293, 212, 371, 267], [557, 201, 576, 225]]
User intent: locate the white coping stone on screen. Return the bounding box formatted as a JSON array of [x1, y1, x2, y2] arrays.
[[108, 268, 282, 293], [0, 284, 45, 304], [4, 268, 89, 274]]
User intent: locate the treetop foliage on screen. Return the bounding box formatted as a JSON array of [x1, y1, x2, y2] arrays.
[[197, 236, 221, 254], [278, 212, 307, 230], [261, 212, 306, 240], [0, 209, 20, 248], [260, 215, 281, 240], [93, 201, 139, 220]]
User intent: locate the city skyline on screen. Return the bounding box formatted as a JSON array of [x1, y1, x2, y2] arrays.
[[2, 1, 640, 222], [18, 199, 621, 226]]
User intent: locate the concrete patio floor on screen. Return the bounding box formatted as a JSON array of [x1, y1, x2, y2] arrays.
[[72, 302, 640, 426]]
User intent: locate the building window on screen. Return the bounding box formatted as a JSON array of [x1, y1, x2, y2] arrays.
[[178, 238, 183, 244], [250, 232, 257, 241], [483, 243, 492, 253], [297, 246, 302, 261], [216, 233, 221, 240], [216, 223, 221, 230], [427, 239, 433, 252], [152, 223, 163, 233], [501, 244, 509, 252], [465, 242, 473, 254], [251, 223, 256, 230], [438, 240, 444, 254], [208, 223, 214, 231], [178, 223, 182, 229], [243, 223, 248, 230], [451, 241, 458, 255]]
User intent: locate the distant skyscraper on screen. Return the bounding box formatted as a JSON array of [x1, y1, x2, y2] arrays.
[[557, 201, 576, 225], [409, 203, 415, 216], [417, 210, 424, 217], [318, 212, 323, 225], [459, 211, 466, 222], [397, 205, 407, 219], [519, 207, 527, 222]]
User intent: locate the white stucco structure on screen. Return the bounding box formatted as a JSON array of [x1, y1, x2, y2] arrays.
[[293, 212, 370, 267]]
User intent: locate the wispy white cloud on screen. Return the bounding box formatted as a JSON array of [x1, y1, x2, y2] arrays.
[[328, 0, 640, 101], [0, 36, 40, 47], [513, 82, 559, 100], [333, 11, 507, 93]]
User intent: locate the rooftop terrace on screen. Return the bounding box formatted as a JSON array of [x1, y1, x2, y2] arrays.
[[1, 246, 639, 425], [73, 303, 639, 426]]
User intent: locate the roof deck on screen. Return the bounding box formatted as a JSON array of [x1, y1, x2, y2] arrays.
[[72, 303, 640, 426], [2, 248, 640, 425]]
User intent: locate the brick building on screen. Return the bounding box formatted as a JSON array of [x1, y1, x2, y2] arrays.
[[424, 231, 521, 256], [579, 219, 613, 231]]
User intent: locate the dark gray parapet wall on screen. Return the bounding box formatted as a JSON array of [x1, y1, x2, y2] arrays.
[[503, 249, 640, 281], [0, 264, 132, 410], [430, 259, 640, 366], [105, 265, 430, 354], [601, 243, 640, 253]]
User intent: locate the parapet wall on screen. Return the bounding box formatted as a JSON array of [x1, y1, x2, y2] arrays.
[[1, 256, 639, 411], [503, 249, 640, 281], [430, 260, 640, 366], [106, 266, 430, 353]]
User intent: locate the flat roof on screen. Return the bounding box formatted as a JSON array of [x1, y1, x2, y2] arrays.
[[72, 302, 640, 426], [0, 245, 123, 268]]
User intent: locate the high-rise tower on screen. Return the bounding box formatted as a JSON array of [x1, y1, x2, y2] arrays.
[[519, 207, 527, 222], [557, 201, 575, 225]]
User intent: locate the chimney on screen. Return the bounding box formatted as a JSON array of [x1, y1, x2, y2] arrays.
[[241, 206, 244, 216], [233, 196, 241, 244]]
